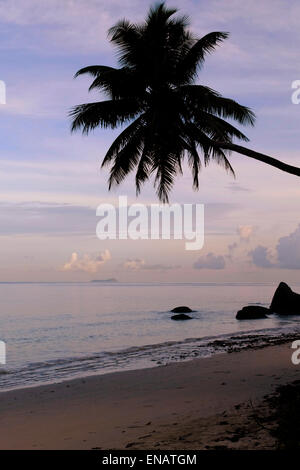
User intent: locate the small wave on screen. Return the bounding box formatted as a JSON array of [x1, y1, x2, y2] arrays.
[[1, 324, 300, 392]]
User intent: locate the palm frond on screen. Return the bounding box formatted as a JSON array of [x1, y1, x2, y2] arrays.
[[177, 32, 229, 83], [135, 133, 154, 194], [108, 126, 145, 188], [70, 99, 141, 133], [102, 113, 147, 167], [108, 19, 143, 68], [74, 65, 116, 79], [153, 150, 180, 203], [184, 122, 235, 176], [146, 2, 178, 25], [135, 148, 153, 195], [186, 140, 201, 189], [181, 84, 256, 126], [211, 146, 235, 176], [195, 111, 250, 142]]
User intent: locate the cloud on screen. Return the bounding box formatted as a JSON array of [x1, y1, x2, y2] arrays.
[[193, 253, 226, 270], [276, 224, 300, 269], [122, 259, 181, 271], [237, 225, 254, 241], [62, 250, 111, 273], [0, 201, 97, 236], [143, 264, 181, 271], [227, 242, 238, 261], [249, 245, 274, 268], [123, 258, 145, 270], [249, 225, 300, 269], [193, 223, 252, 267], [227, 183, 251, 192], [1, 0, 298, 56], [0, 0, 145, 52]]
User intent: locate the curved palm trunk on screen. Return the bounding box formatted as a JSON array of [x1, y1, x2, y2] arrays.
[[216, 142, 300, 177]]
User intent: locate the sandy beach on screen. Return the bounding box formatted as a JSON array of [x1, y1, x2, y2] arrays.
[[0, 340, 299, 450]]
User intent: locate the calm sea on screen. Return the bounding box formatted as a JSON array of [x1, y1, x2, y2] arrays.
[[0, 281, 300, 391]]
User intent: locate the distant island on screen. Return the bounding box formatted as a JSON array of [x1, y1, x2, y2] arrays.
[[90, 278, 118, 283]]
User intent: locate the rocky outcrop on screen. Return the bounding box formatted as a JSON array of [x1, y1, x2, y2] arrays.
[[236, 305, 270, 320], [171, 313, 193, 321], [270, 282, 300, 315], [171, 306, 193, 313]]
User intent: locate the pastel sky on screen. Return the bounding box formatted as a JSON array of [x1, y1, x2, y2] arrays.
[[0, 0, 300, 283]]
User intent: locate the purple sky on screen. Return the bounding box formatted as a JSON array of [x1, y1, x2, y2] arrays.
[[0, 0, 300, 282]]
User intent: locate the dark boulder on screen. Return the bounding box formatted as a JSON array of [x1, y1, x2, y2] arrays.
[[171, 306, 193, 313], [236, 305, 270, 320], [171, 313, 193, 321], [270, 282, 300, 315]]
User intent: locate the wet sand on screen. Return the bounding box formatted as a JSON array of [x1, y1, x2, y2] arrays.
[[0, 341, 299, 449]]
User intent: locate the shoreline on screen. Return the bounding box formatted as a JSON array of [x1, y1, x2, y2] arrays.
[[0, 339, 299, 449], [1, 328, 300, 393]]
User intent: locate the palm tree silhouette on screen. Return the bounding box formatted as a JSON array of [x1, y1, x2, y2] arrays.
[[70, 2, 300, 203]]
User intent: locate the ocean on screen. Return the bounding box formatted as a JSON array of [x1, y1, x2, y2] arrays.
[[0, 281, 300, 391]]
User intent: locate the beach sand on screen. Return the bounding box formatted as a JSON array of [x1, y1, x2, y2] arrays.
[[0, 341, 299, 450]]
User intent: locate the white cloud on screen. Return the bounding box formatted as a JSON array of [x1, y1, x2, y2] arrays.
[[123, 258, 145, 270], [193, 253, 226, 270], [62, 249, 111, 273], [122, 258, 181, 271], [237, 225, 254, 241]]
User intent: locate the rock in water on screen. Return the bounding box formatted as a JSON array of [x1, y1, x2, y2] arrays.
[[171, 306, 193, 313], [236, 305, 270, 320], [171, 313, 192, 321], [270, 282, 300, 315]]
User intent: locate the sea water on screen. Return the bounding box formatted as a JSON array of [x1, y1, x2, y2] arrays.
[[0, 281, 299, 391]]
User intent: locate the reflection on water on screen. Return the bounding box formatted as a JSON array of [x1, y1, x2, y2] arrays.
[[0, 282, 300, 390]]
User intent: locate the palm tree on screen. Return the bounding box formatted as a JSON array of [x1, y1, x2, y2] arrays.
[[70, 2, 300, 203]]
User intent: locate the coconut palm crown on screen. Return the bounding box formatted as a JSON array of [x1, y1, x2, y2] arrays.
[[70, 2, 300, 202]]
